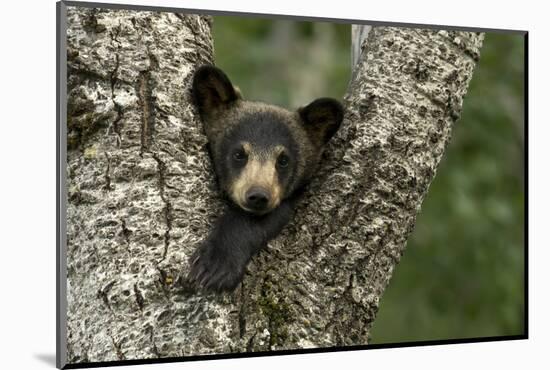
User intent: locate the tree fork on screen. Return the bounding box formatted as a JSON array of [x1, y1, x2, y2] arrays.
[[65, 7, 483, 363]]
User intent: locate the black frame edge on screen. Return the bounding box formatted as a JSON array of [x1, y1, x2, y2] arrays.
[[523, 32, 529, 338], [63, 335, 527, 369]]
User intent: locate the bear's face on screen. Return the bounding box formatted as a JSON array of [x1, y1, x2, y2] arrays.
[[217, 108, 300, 214], [192, 65, 343, 215]]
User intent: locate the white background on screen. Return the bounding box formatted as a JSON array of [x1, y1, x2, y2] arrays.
[[0, 0, 546, 368]]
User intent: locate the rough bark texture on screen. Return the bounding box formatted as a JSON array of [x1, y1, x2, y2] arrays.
[[65, 7, 484, 364]]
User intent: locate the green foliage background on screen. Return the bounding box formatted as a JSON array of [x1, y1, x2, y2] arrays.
[[212, 16, 525, 343]]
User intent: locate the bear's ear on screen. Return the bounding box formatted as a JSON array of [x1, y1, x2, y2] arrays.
[[192, 65, 241, 120], [298, 98, 344, 147]]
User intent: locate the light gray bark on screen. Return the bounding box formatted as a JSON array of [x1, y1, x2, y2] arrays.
[[351, 24, 371, 68], [65, 7, 484, 364]]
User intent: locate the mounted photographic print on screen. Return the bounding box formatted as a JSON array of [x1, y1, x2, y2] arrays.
[[56, 1, 527, 368]]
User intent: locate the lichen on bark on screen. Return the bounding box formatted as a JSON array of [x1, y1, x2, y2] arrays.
[[65, 6, 483, 364]]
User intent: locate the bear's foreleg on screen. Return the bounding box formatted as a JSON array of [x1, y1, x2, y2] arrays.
[[187, 198, 296, 292]]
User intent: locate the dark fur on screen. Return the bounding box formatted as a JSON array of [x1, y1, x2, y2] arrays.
[[188, 65, 343, 292]]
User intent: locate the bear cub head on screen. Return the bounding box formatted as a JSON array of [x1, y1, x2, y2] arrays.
[[192, 65, 344, 215]]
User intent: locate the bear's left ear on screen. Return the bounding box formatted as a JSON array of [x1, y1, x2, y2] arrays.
[[192, 65, 241, 121], [298, 98, 344, 147]]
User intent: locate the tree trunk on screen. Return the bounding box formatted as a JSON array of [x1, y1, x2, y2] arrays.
[[64, 6, 484, 364], [351, 24, 371, 69]]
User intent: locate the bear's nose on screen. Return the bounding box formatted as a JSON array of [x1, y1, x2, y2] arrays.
[[245, 187, 271, 212]]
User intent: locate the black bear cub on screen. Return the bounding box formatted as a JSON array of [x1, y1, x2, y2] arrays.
[[187, 65, 343, 292]]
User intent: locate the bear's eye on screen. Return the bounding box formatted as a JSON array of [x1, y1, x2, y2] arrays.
[[232, 149, 247, 162], [277, 153, 289, 168]]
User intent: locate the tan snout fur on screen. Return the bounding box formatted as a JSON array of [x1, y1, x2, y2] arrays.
[[230, 144, 283, 213]]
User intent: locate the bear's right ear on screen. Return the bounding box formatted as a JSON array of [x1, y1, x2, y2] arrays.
[[298, 97, 344, 147], [192, 65, 240, 120]]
